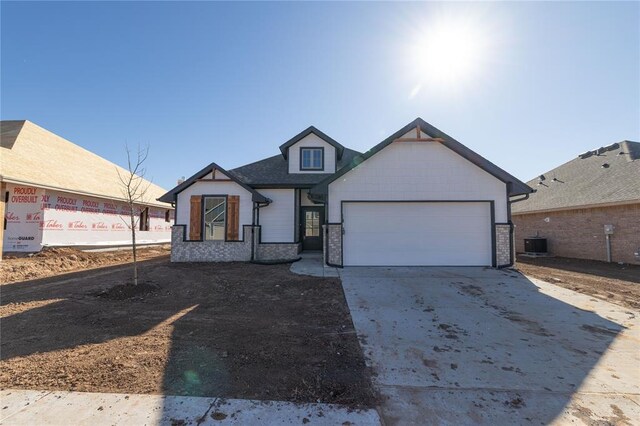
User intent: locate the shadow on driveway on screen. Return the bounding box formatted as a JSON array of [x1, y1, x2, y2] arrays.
[[340, 266, 639, 425]]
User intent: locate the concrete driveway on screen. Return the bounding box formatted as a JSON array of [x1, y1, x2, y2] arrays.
[[340, 267, 639, 425]]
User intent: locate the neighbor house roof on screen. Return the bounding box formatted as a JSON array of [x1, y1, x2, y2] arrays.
[[310, 118, 533, 198], [279, 126, 346, 160], [1, 120, 171, 208], [231, 148, 362, 188], [157, 162, 271, 204], [512, 141, 640, 214]]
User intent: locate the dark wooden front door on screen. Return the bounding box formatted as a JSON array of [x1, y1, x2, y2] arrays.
[[301, 207, 324, 251]]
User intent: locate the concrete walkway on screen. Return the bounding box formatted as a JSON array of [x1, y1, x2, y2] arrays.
[[0, 389, 381, 425], [290, 252, 340, 278], [340, 266, 640, 425]]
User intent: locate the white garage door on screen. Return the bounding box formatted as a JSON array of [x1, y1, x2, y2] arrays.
[[343, 202, 492, 266]]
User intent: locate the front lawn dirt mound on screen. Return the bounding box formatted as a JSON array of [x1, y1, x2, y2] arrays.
[[1, 245, 170, 284], [94, 282, 160, 300], [516, 255, 640, 310], [0, 261, 377, 408]]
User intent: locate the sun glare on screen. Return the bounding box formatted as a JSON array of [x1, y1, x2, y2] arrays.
[[407, 15, 491, 97]]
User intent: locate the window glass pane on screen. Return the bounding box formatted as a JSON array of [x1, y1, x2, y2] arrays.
[[302, 150, 311, 168], [301, 148, 323, 169], [304, 211, 320, 237], [312, 149, 322, 168], [204, 197, 226, 240]]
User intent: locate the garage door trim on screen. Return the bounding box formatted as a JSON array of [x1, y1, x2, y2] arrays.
[[339, 200, 496, 267]]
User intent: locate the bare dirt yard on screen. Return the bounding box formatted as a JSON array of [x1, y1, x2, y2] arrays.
[[0, 259, 377, 408], [1, 245, 170, 284], [516, 255, 640, 310]]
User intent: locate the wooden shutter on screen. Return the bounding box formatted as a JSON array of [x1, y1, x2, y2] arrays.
[[226, 195, 240, 240], [189, 196, 202, 240]]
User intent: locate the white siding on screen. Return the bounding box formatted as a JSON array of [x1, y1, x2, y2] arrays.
[[176, 180, 254, 239], [398, 128, 431, 139], [287, 134, 336, 174], [328, 142, 508, 222], [259, 189, 295, 243], [213, 169, 226, 179]]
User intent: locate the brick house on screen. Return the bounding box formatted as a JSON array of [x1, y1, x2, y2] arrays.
[[512, 141, 640, 265], [159, 118, 532, 267]]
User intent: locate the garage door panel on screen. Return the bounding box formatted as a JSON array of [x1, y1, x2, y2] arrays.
[[343, 202, 492, 266]]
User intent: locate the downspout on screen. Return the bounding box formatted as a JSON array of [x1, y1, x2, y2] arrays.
[[507, 192, 531, 267], [251, 202, 257, 261], [252, 200, 270, 261]]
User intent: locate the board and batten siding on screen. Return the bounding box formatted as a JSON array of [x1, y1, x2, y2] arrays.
[[287, 134, 337, 174], [258, 189, 296, 243], [176, 172, 254, 239], [328, 142, 508, 222]]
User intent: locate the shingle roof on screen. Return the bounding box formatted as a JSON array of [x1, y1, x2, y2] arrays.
[[230, 148, 362, 187], [512, 141, 640, 214], [1, 120, 171, 208]]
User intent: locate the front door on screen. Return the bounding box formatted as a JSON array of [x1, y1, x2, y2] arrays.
[[301, 207, 324, 251]]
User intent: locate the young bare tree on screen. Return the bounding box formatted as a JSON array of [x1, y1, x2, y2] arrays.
[[116, 145, 152, 286]]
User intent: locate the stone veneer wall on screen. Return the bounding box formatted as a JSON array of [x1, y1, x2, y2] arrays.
[[324, 224, 342, 266], [256, 242, 301, 261], [171, 225, 300, 262], [495, 224, 512, 267]]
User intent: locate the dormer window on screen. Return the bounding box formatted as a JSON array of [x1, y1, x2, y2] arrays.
[[300, 147, 324, 171]]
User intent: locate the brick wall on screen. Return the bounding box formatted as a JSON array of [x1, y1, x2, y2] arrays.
[[324, 224, 342, 266], [513, 203, 640, 264], [171, 225, 253, 262], [495, 224, 512, 267], [256, 242, 301, 261], [171, 225, 300, 262]]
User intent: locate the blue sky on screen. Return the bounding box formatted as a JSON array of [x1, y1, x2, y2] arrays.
[[2, 1, 638, 190]]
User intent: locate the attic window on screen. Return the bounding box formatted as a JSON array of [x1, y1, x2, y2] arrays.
[[300, 148, 324, 171]]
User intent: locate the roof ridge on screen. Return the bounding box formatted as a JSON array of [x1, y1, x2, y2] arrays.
[[310, 118, 532, 197]]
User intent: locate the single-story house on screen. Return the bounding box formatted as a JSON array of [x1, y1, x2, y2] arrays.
[[160, 118, 532, 267], [512, 140, 640, 265], [1, 120, 174, 256]]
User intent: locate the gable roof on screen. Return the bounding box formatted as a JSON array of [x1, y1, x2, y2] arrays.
[[230, 148, 361, 188], [279, 126, 346, 160], [157, 162, 271, 204], [512, 140, 640, 214], [1, 120, 171, 208], [310, 118, 533, 198]]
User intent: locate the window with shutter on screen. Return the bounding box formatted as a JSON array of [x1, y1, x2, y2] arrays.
[[203, 196, 226, 241]]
